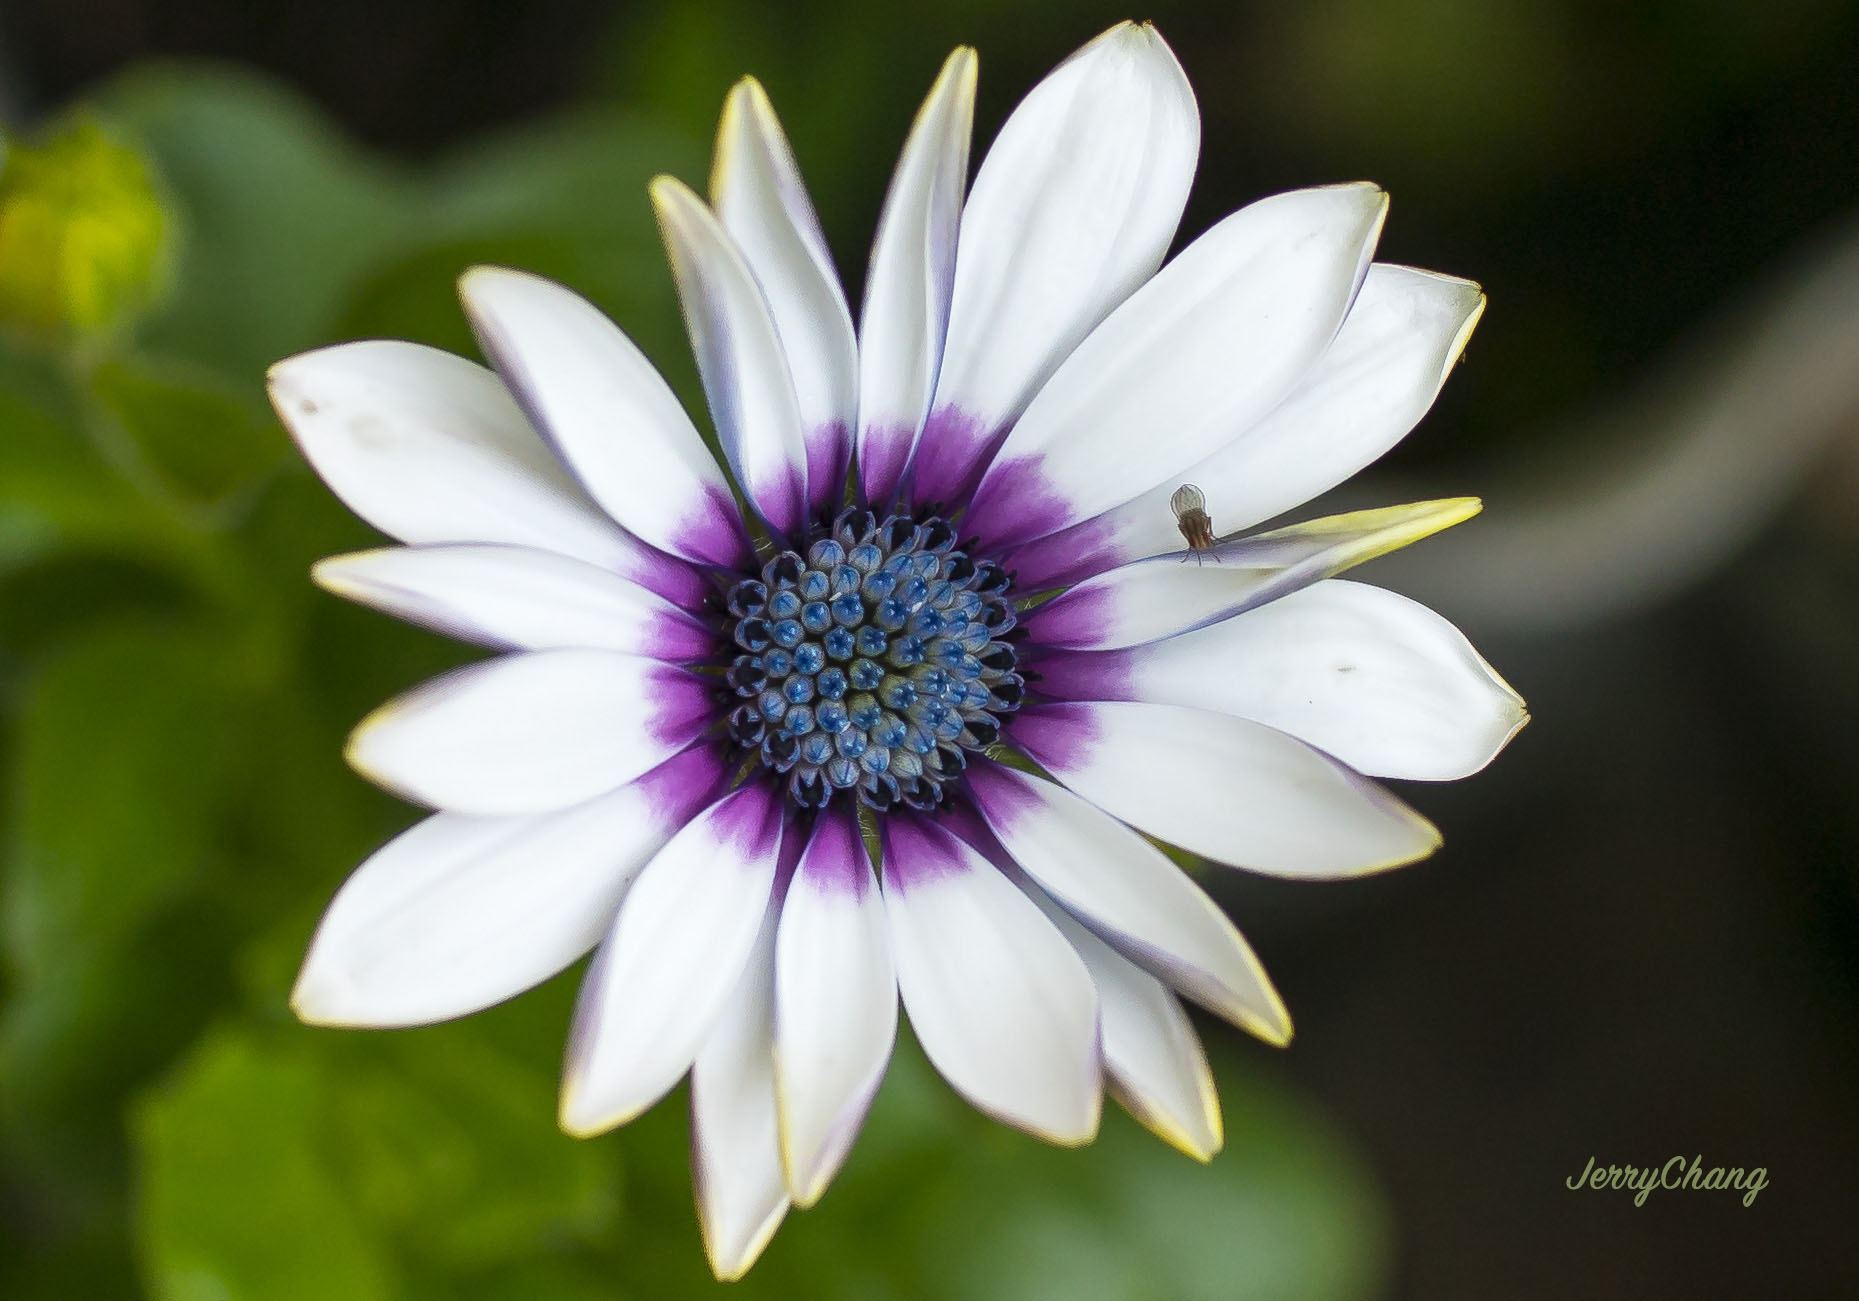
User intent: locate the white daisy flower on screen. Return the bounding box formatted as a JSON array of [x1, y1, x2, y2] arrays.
[[274, 21, 1524, 1280]]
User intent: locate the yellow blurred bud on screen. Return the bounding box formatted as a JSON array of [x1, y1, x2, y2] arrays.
[[0, 117, 169, 345]]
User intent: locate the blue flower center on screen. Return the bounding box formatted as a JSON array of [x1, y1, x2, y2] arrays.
[[722, 507, 1022, 811]]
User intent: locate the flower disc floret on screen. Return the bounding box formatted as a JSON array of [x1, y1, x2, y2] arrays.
[[723, 507, 1021, 811]]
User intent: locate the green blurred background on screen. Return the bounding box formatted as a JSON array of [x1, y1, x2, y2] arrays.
[[1, 1, 1856, 1297]]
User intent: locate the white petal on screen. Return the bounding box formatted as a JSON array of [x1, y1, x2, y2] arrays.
[[964, 184, 1388, 549], [1012, 700, 1440, 878], [1012, 263, 1486, 586], [347, 649, 710, 815], [711, 77, 858, 512], [881, 817, 1100, 1144], [773, 810, 896, 1207], [692, 890, 789, 1282], [267, 340, 707, 607], [313, 544, 714, 661], [967, 763, 1289, 1043], [652, 175, 812, 537], [458, 266, 749, 569], [291, 745, 728, 1028], [855, 48, 977, 506], [1037, 579, 1527, 781], [1024, 498, 1482, 652], [561, 785, 784, 1136], [908, 22, 1198, 508], [937, 808, 1223, 1157], [1027, 887, 1223, 1161]]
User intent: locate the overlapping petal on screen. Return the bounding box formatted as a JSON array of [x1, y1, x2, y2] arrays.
[[881, 817, 1101, 1143], [346, 649, 710, 815], [1035, 579, 1526, 780], [710, 77, 858, 512], [1012, 700, 1440, 878], [1023, 498, 1482, 651], [561, 785, 785, 1136], [1031, 888, 1224, 1161], [313, 543, 714, 661], [855, 47, 977, 505], [1011, 264, 1486, 587], [906, 21, 1198, 508], [962, 183, 1388, 549], [967, 762, 1289, 1043], [653, 174, 812, 537], [267, 340, 706, 606], [692, 890, 790, 1281], [458, 266, 750, 568], [773, 810, 896, 1207], [291, 745, 728, 1028]]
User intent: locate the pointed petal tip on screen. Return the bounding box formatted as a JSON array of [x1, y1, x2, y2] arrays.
[[647, 171, 693, 206], [286, 962, 381, 1030], [308, 551, 376, 597], [702, 1210, 788, 1284], [780, 1148, 833, 1211], [726, 72, 770, 107], [1447, 292, 1489, 375], [1374, 496, 1480, 540], [556, 1079, 638, 1140], [772, 1090, 843, 1209], [648, 175, 708, 254], [711, 77, 783, 198], [932, 45, 979, 103], [286, 973, 326, 1026], [1316, 181, 1389, 242], [340, 714, 379, 777], [1208, 964, 1294, 1048], [1094, 18, 1175, 59], [784, 1174, 824, 1211], [455, 264, 530, 325], [1115, 1081, 1223, 1163], [1304, 794, 1443, 880], [1024, 1109, 1102, 1149], [307, 556, 338, 592], [455, 262, 514, 299], [455, 263, 555, 321], [1388, 815, 1447, 872], [264, 354, 327, 430], [992, 1074, 1103, 1148], [1254, 1012, 1295, 1049], [340, 694, 411, 783]]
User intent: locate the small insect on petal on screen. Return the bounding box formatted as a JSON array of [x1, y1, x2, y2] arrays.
[[1170, 483, 1217, 563]]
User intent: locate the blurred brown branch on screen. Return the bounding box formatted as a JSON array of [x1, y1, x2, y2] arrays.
[[1375, 210, 1859, 631]]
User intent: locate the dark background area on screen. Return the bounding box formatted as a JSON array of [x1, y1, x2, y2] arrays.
[[3, 1, 1858, 1296]]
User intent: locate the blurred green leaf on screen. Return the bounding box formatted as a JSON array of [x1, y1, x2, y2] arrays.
[[0, 117, 169, 344], [127, 998, 1385, 1301], [135, 1029, 400, 1301], [88, 356, 288, 507], [3, 623, 241, 973], [0, 623, 246, 1123], [712, 1037, 1388, 1301], [336, 110, 704, 401], [0, 343, 159, 569], [134, 1018, 622, 1300], [331, 1027, 619, 1268], [96, 64, 415, 376]]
